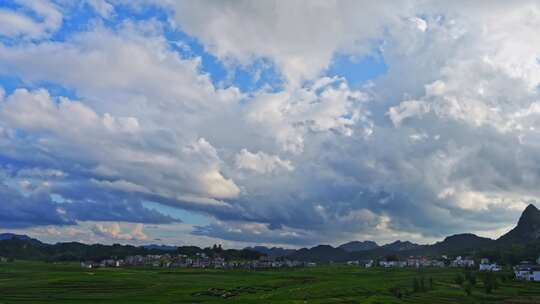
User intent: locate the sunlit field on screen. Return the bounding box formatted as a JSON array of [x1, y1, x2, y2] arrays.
[[1, 262, 540, 303]]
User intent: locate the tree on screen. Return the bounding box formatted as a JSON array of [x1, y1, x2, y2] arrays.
[[389, 287, 403, 299], [413, 277, 420, 293], [455, 274, 464, 286], [484, 282, 493, 294], [385, 254, 399, 262], [464, 283, 472, 296], [483, 273, 493, 294], [492, 274, 499, 290]]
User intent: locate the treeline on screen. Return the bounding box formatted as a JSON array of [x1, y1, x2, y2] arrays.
[[0, 238, 263, 262], [389, 270, 513, 300], [454, 270, 513, 296], [474, 242, 540, 266], [177, 244, 262, 261], [389, 275, 435, 299]]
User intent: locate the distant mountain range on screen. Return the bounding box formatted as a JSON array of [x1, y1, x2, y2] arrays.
[[246, 204, 540, 263], [338, 241, 379, 252], [141, 244, 178, 251], [244, 246, 296, 258], [2, 204, 540, 263], [382, 240, 421, 251], [0, 233, 38, 242]]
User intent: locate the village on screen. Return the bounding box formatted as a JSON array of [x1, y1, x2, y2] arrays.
[[79, 253, 313, 270], [75, 253, 520, 275], [353, 255, 497, 270]]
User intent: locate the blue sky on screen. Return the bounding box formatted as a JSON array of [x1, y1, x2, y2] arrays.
[[0, 0, 538, 248]]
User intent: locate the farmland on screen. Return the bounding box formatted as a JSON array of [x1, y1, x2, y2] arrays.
[[1, 262, 540, 303]]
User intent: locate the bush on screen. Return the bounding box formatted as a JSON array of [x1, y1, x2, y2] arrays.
[[413, 278, 420, 293], [482, 272, 500, 293], [484, 282, 493, 294], [493, 275, 499, 290], [464, 283, 472, 296], [483, 273, 494, 294], [466, 272, 477, 286], [389, 287, 403, 299], [455, 274, 464, 286]]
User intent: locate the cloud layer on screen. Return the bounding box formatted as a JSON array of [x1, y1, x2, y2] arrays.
[[1, 0, 540, 247]]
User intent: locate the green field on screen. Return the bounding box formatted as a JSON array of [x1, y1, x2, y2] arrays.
[[1, 262, 540, 303]]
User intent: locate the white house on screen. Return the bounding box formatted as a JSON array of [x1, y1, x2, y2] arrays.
[[451, 256, 475, 267], [407, 257, 422, 268], [514, 264, 540, 281], [480, 263, 501, 272], [379, 260, 407, 268], [431, 260, 445, 267], [479, 258, 501, 272], [80, 261, 94, 269]]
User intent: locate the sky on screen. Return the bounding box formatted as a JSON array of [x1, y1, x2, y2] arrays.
[[1, 0, 540, 248]]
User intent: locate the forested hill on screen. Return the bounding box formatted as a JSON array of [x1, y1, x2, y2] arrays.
[[0, 236, 261, 262]]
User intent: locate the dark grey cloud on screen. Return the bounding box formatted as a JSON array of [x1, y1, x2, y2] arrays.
[[0, 184, 73, 228], [0, 166, 180, 228]]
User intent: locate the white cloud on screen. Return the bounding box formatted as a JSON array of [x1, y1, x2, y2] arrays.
[[235, 149, 293, 174], [410, 16, 427, 32], [387, 100, 430, 127], [92, 222, 147, 241], [0, 0, 62, 39], [154, 0, 412, 85], [0, 22, 243, 120], [185, 138, 241, 199], [86, 0, 114, 19], [0, 88, 240, 203], [91, 179, 150, 194], [425, 80, 446, 97], [0, 88, 139, 137], [246, 77, 370, 153]]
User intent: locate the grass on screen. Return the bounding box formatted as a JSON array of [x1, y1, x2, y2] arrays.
[[1, 262, 540, 303]]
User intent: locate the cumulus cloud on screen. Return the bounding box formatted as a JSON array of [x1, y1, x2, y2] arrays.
[[0, 0, 62, 39], [246, 76, 370, 153], [235, 149, 293, 174], [0, 21, 243, 117], [92, 222, 147, 241], [153, 0, 412, 85], [86, 0, 114, 19], [387, 99, 430, 127], [0, 86, 240, 205]]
